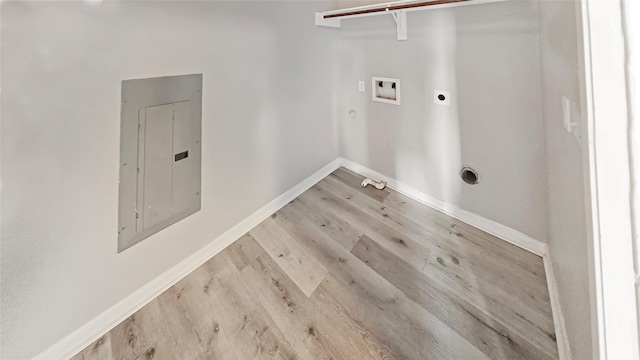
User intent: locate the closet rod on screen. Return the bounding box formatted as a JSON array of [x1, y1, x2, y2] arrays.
[[323, 0, 470, 19]]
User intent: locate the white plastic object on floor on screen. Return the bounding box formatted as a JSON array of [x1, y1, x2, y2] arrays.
[[361, 178, 387, 190]]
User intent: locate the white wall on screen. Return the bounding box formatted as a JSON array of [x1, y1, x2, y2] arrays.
[[335, 1, 548, 241], [338, 0, 394, 8], [0, 1, 338, 358], [625, 0, 640, 344], [538, 1, 591, 358]]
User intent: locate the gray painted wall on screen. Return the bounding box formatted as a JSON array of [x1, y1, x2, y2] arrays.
[[0, 1, 338, 358], [538, 1, 592, 358], [335, 1, 549, 241]]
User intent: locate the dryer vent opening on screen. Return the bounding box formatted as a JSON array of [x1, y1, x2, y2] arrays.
[[460, 167, 479, 185]]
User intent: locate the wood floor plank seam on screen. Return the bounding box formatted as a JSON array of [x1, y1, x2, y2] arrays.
[[317, 175, 554, 328], [327, 172, 545, 278], [351, 233, 557, 360], [293, 181, 555, 354]]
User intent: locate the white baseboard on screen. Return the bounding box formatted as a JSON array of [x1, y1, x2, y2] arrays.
[[338, 157, 547, 257], [35, 156, 563, 360], [33, 158, 343, 360], [543, 251, 572, 360]]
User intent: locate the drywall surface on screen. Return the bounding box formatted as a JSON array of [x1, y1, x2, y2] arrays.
[[538, 1, 591, 358], [0, 1, 338, 358], [338, 0, 392, 8], [625, 0, 640, 342], [335, 1, 548, 241]]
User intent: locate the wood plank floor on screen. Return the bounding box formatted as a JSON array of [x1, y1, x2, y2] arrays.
[[72, 167, 558, 360]]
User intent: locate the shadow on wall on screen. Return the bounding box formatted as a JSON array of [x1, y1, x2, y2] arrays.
[[414, 10, 462, 204]]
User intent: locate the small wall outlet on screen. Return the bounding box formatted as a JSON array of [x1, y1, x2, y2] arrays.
[[372, 77, 401, 105], [434, 90, 451, 106], [562, 96, 581, 142], [358, 81, 365, 92]]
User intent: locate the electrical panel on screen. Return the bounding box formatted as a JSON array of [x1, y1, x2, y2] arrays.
[[118, 74, 202, 252]]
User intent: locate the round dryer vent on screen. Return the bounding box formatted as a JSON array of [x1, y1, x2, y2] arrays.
[[460, 167, 479, 185]]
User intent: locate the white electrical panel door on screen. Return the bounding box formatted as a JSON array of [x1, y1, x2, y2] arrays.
[[171, 101, 196, 215], [136, 101, 196, 233], [118, 74, 202, 252]]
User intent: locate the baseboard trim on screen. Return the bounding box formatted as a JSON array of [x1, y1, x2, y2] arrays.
[[543, 251, 572, 360], [338, 157, 547, 257], [33, 158, 343, 360], [35, 156, 564, 359]]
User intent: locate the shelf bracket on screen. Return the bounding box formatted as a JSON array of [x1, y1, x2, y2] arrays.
[[391, 10, 407, 40], [315, 0, 509, 40], [315, 12, 341, 28]]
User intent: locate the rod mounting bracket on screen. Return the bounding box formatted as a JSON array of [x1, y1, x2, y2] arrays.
[[314, 0, 510, 41], [391, 10, 407, 40]]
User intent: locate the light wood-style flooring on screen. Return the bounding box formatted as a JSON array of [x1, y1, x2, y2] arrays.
[[73, 167, 558, 360]]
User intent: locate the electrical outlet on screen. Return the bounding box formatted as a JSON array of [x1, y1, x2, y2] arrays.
[[562, 97, 572, 132], [434, 90, 451, 106], [562, 96, 581, 142], [358, 81, 365, 92]]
